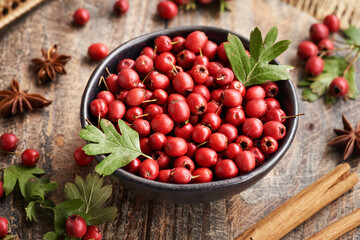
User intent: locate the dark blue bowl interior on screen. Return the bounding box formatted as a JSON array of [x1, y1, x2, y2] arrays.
[[80, 26, 299, 204]]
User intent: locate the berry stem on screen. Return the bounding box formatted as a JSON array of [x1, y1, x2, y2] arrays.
[[85, 118, 94, 126], [171, 41, 180, 45], [142, 69, 153, 84], [142, 99, 157, 103], [169, 61, 178, 73], [199, 48, 203, 57], [134, 113, 149, 119], [281, 113, 305, 119], [98, 76, 110, 91], [105, 67, 111, 76], [196, 141, 208, 148], [215, 103, 223, 115], [343, 50, 360, 77]]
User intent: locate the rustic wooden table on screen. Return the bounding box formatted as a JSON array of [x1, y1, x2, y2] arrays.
[[0, 0, 359, 239]]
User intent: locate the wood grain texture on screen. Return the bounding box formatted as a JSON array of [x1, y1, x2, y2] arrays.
[[0, 0, 359, 239]]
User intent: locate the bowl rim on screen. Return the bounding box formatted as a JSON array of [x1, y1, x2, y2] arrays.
[[80, 25, 299, 193]]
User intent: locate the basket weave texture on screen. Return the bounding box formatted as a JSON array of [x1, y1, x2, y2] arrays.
[[280, 0, 360, 28], [0, 0, 45, 29]]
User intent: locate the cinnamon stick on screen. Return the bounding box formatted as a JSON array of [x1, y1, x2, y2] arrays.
[[235, 163, 358, 240], [307, 208, 360, 240]]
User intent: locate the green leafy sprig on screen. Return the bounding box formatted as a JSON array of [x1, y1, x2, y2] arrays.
[[80, 119, 150, 176], [224, 26, 293, 87]]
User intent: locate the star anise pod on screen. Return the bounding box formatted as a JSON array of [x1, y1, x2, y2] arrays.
[[327, 114, 360, 160], [0, 79, 52, 116], [31, 44, 71, 84]]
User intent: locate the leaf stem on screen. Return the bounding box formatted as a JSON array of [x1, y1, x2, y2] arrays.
[[141, 153, 153, 159], [343, 50, 360, 77]]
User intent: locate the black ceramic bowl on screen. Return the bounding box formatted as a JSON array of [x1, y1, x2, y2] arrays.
[[81, 26, 299, 204]]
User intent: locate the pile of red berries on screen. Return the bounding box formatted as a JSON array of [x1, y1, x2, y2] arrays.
[[66, 215, 102, 240], [89, 30, 288, 184], [297, 15, 349, 97]]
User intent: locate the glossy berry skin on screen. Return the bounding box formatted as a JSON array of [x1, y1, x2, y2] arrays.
[[191, 168, 213, 183], [144, 104, 164, 121], [176, 50, 195, 70], [83, 225, 103, 240], [88, 43, 109, 61], [175, 123, 193, 141], [265, 108, 286, 123], [20, 149, 39, 167], [310, 23, 329, 42], [155, 36, 173, 53], [201, 113, 221, 131], [140, 138, 154, 156], [135, 55, 153, 75], [149, 132, 167, 150], [329, 77, 349, 97], [265, 98, 280, 110], [113, 0, 129, 15], [118, 68, 140, 90], [192, 125, 211, 143], [225, 108, 245, 127], [148, 72, 170, 90], [105, 74, 120, 94], [245, 99, 267, 118], [90, 99, 108, 118], [208, 62, 223, 76], [224, 143, 242, 160], [152, 89, 168, 105], [132, 119, 151, 137], [245, 86, 265, 100], [0, 181, 3, 198], [108, 101, 126, 122], [261, 82, 279, 98], [117, 58, 136, 72], [261, 136, 278, 154], [211, 89, 223, 102], [172, 72, 194, 94], [195, 148, 217, 167], [138, 159, 159, 180], [164, 137, 188, 157], [215, 68, 234, 85], [215, 159, 239, 179], [171, 167, 192, 184], [73, 147, 94, 166], [249, 147, 265, 163], [123, 158, 141, 174], [0, 217, 8, 237], [96, 91, 114, 106], [174, 156, 195, 172], [172, 36, 186, 53], [297, 41, 318, 60], [206, 101, 222, 115], [235, 151, 256, 172], [217, 123, 238, 142], [263, 121, 286, 140], [194, 55, 209, 68], [168, 100, 190, 123], [317, 39, 334, 56], [186, 93, 207, 114], [157, 169, 172, 183], [151, 114, 174, 135], [221, 89, 242, 107], [185, 31, 208, 54], [125, 106, 143, 122], [65, 215, 87, 238], [152, 151, 170, 169], [167, 93, 186, 105], [208, 133, 227, 152], [324, 14, 340, 32], [242, 118, 263, 139], [217, 42, 229, 63], [157, 1, 178, 20], [305, 56, 324, 76], [0, 133, 18, 151], [155, 52, 176, 73], [126, 88, 146, 106], [229, 81, 246, 97], [189, 65, 209, 84], [235, 135, 253, 151], [140, 47, 157, 61], [73, 8, 90, 26], [202, 40, 218, 61], [185, 142, 197, 158]]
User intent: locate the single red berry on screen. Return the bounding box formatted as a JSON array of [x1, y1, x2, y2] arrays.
[[138, 159, 159, 180], [144, 104, 164, 121], [105, 74, 120, 94], [140, 47, 157, 61], [265, 98, 280, 110], [261, 82, 279, 98], [189, 65, 209, 84], [235, 135, 253, 151], [176, 50, 195, 70], [113, 0, 129, 15], [249, 147, 265, 164], [195, 147, 217, 167], [107, 101, 126, 122], [73, 147, 94, 166], [135, 55, 153, 75], [261, 136, 278, 154], [185, 142, 197, 158], [215, 159, 238, 179], [157, 169, 172, 183], [193, 55, 209, 68], [202, 40, 218, 61], [206, 100, 222, 115], [90, 99, 108, 118], [217, 123, 238, 142], [65, 215, 87, 238], [157, 1, 178, 19], [245, 99, 267, 118], [167, 93, 186, 105], [151, 114, 174, 134], [329, 77, 349, 97], [152, 89, 168, 105], [265, 108, 286, 123], [125, 88, 146, 106], [0, 217, 8, 237], [242, 118, 263, 139], [221, 89, 242, 107], [117, 58, 136, 72], [185, 31, 208, 54], [215, 68, 234, 85], [125, 106, 143, 122], [324, 14, 340, 32], [96, 91, 114, 106], [148, 72, 170, 90], [83, 225, 103, 240], [208, 133, 228, 152], [310, 23, 329, 42], [245, 86, 265, 100], [263, 121, 286, 140], [172, 36, 186, 53], [229, 81, 246, 97], [152, 151, 171, 169], [174, 156, 195, 172], [170, 167, 192, 184], [210, 89, 223, 102], [297, 41, 318, 60], [193, 85, 211, 102], [208, 62, 223, 77], [155, 35, 173, 53], [140, 137, 154, 156], [186, 93, 207, 114], [235, 151, 256, 172], [317, 39, 334, 56], [73, 8, 90, 26], [132, 119, 151, 137], [118, 68, 140, 90], [225, 108, 245, 127], [201, 113, 221, 131], [217, 42, 229, 63], [175, 123, 193, 141], [164, 137, 188, 157], [168, 100, 190, 123], [88, 43, 109, 61], [20, 149, 39, 167], [192, 125, 211, 143], [0, 133, 18, 151], [0, 181, 3, 198], [155, 52, 176, 73], [123, 158, 141, 174], [149, 132, 167, 150], [305, 56, 324, 76], [224, 143, 242, 160], [191, 167, 213, 183]]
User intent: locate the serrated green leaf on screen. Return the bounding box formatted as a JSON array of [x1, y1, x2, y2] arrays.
[[250, 27, 263, 61], [261, 40, 291, 63], [43, 232, 58, 240], [52, 199, 85, 234], [244, 64, 293, 86], [302, 88, 319, 102], [65, 173, 118, 225], [25, 178, 58, 201], [3, 166, 45, 197], [343, 25, 360, 45], [344, 64, 357, 99], [25, 201, 38, 222], [264, 26, 278, 44], [80, 119, 146, 176]]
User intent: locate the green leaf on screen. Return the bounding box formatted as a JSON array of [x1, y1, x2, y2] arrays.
[[343, 25, 360, 45], [25, 201, 38, 222], [25, 178, 58, 201], [43, 232, 58, 240], [302, 88, 319, 102], [80, 119, 146, 176], [225, 27, 293, 87], [344, 63, 357, 100], [298, 79, 311, 87], [3, 166, 45, 197], [51, 199, 85, 234], [64, 173, 118, 225]]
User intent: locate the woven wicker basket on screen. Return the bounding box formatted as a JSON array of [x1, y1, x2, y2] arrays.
[[0, 0, 45, 29], [280, 0, 360, 28]]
